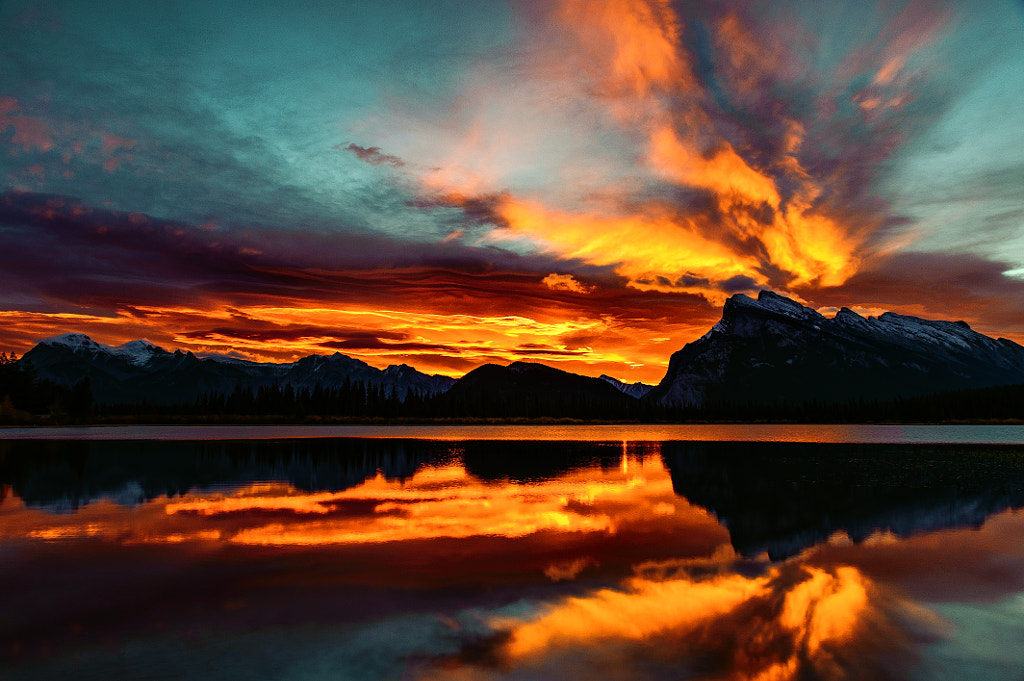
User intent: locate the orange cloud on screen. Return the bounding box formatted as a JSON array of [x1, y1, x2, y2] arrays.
[[555, 0, 690, 105], [541, 273, 594, 294], [495, 198, 758, 300], [649, 125, 781, 209], [394, 0, 956, 324]]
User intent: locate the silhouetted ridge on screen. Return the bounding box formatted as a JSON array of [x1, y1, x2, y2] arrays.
[[18, 334, 455, 405], [647, 290, 1024, 407], [436, 361, 638, 418]]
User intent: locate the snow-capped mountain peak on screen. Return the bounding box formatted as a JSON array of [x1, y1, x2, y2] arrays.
[[40, 333, 167, 366], [41, 332, 105, 352], [110, 339, 167, 366]]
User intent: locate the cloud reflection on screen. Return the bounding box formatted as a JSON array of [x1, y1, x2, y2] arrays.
[[168, 458, 700, 546], [424, 561, 930, 681]]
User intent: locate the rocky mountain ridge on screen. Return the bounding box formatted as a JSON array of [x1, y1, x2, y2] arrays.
[[646, 290, 1024, 407]]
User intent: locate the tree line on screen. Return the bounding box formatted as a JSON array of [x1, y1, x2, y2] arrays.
[[0, 353, 93, 423]]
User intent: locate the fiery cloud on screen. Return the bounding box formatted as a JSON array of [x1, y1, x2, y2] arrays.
[[383, 0, 974, 310], [541, 273, 594, 294]]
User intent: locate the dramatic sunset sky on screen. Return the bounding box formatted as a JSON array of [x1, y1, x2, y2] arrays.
[[2, 0, 1023, 383]]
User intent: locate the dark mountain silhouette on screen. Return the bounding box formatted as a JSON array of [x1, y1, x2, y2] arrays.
[[647, 290, 1024, 407], [436, 361, 638, 418], [18, 333, 454, 405]]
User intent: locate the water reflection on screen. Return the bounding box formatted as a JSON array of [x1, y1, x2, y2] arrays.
[[459, 563, 914, 681], [2, 438, 1024, 681], [663, 441, 1024, 558]]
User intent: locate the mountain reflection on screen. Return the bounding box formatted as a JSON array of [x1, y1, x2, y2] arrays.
[[662, 441, 1024, 558], [0, 438, 451, 510]]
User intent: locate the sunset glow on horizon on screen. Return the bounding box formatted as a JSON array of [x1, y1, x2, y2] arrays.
[[2, 0, 1023, 383]]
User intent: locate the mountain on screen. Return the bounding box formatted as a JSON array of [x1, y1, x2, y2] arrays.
[[437, 361, 638, 418], [18, 333, 455, 405], [647, 290, 1024, 407], [599, 374, 655, 399]]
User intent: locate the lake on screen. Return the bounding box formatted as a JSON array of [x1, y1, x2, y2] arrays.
[[2, 426, 1024, 680]]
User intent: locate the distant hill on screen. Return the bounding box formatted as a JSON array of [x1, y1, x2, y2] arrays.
[[436, 361, 638, 419], [18, 333, 455, 405], [646, 290, 1024, 407]]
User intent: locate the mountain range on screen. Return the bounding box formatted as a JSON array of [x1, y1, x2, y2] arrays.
[[13, 290, 1024, 413], [18, 333, 455, 405]]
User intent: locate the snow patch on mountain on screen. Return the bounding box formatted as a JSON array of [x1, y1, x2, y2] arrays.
[[599, 375, 655, 398]]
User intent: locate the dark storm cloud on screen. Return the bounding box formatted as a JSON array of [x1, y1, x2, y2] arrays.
[[322, 338, 466, 353], [802, 251, 1024, 338], [717, 275, 760, 294], [182, 326, 409, 344], [339, 143, 405, 168], [510, 344, 588, 357], [409, 192, 511, 228]]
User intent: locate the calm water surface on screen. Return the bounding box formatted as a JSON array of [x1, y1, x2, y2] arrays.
[[2, 434, 1024, 680], [3, 422, 1024, 443]]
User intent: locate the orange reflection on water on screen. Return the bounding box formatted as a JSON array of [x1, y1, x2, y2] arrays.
[[780, 566, 868, 655], [482, 562, 882, 681], [2, 453, 726, 554], [165, 484, 348, 516], [182, 457, 688, 546], [498, 571, 770, 658]]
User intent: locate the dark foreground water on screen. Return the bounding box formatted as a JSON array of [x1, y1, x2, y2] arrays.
[[2, 432, 1024, 680]]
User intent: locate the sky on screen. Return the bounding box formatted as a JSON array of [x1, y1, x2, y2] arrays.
[[2, 0, 1023, 383]]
